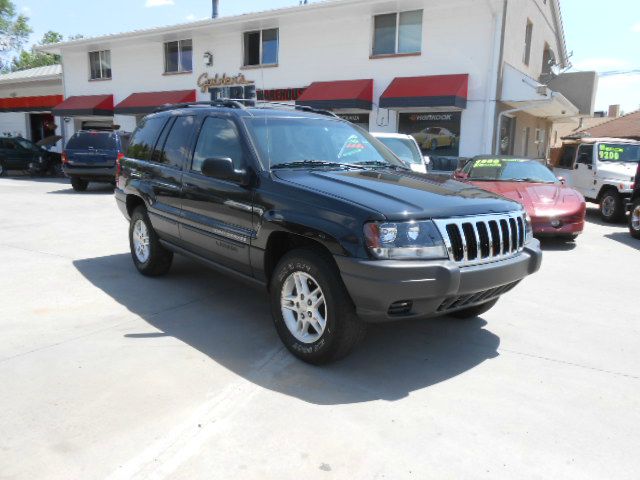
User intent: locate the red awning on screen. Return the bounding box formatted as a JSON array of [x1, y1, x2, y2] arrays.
[[0, 95, 64, 112], [296, 79, 373, 110], [380, 74, 469, 109], [115, 90, 196, 114], [53, 95, 114, 117]]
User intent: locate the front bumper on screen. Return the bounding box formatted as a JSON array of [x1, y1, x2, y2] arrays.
[[63, 165, 116, 182], [335, 241, 542, 323], [533, 221, 584, 237]]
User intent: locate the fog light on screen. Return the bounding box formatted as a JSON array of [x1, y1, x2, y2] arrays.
[[550, 219, 561, 228]]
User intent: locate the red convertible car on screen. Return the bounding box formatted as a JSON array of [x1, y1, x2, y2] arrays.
[[454, 157, 586, 239]]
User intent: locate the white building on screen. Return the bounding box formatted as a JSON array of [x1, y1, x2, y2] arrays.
[[39, 0, 597, 159], [0, 65, 63, 147]]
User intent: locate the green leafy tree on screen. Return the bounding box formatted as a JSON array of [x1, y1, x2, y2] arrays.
[[0, 0, 32, 70], [10, 30, 63, 71]]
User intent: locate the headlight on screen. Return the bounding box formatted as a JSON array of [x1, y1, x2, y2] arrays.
[[364, 220, 448, 260], [524, 212, 534, 243]]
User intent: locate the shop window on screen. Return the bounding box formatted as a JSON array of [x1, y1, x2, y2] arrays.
[[164, 39, 193, 74], [523, 20, 533, 66], [243, 29, 279, 67], [398, 112, 461, 157], [89, 50, 112, 80], [372, 10, 423, 56]]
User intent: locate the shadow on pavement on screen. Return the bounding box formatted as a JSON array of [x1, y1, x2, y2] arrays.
[[605, 231, 640, 251], [73, 253, 500, 405], [48, 184, 114, 195], [584, 205, 628, 227], [538, 237, 577, 251], [1, 174, 68, 184]]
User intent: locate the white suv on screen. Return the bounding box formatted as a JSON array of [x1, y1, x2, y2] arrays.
[[372, 132, 429, 174], [553, 138, 640, 222]]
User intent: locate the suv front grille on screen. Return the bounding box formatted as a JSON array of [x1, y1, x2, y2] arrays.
[[433, 212, 526, 267]]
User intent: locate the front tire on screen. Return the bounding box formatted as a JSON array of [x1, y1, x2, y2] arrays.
[[450, 298, 499, 319], [270, 248, 366, 365], [71, 178, 88, 192], [629, 199, 640, 239], [129, 207, 173, 276], [599, 190, 624, 223]]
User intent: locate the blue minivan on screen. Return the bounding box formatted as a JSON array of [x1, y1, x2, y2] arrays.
[[62, 130, 130, 191]]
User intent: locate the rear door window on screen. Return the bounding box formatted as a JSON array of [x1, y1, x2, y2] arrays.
[[127, 116, 169, 161], [66, 132, 117, 150], [156, 116, 197, 169]]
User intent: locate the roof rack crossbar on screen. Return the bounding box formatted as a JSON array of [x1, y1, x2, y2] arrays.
[[152, 98, 340, 119], [153, 99, 248, 113]]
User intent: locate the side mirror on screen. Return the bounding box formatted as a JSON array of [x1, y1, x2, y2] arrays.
[[557, 176, 566, 184], [201, 157, 249, 185]]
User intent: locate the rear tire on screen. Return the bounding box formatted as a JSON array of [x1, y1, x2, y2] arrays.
[[71, 178, 88, 192], [270, 248, 366, 365], [129, 207, 173, 276], [599, 190, 624, 223], [450, 298, 499, 319], [629, 199, 640, 239]]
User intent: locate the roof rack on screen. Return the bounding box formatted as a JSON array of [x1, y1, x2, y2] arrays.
[[153, 99, 247, 113], [152, 98, 340, 119]]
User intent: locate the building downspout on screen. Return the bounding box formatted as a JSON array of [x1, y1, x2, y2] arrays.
[[489, 0, 508, 153]]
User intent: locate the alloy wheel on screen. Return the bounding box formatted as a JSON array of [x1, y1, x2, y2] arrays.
[[280, 271, 327, 344], [132, 219, 151, 263], [632, 205, 640, 231], [601, 195, 616, 218]]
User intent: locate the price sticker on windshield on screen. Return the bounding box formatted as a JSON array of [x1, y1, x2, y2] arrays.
[[474, 159, 503, 168], [339, 135, 366, 158], [599, 144, 623, 161]]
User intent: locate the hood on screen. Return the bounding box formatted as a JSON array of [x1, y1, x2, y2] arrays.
[[274, 168, 522, 220], [469, 181, 584, 216]]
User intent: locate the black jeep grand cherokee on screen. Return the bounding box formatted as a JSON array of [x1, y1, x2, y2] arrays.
[[115, 101, 542, 364]]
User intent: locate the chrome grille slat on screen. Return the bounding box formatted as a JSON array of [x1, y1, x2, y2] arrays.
[[433, 212, 527, 267]]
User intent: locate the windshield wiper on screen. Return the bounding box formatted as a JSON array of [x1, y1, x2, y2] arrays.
[[271, 160, 366, 170], [354, 160, 410, 171]]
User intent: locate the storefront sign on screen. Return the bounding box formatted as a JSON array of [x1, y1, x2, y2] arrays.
[[197, 73, 254, 93], [257, 88, 306, 101], [399, 111, 462, 157], [337, 113, 370, 130]]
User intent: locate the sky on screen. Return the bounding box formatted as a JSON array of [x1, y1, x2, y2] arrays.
[[12, 0, 640, 114]]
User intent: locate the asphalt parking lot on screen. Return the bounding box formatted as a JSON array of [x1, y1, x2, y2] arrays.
[[1, 176, 639, 480]]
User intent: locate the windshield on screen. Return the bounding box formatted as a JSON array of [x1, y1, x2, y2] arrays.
[[376, 137, 423, 165], [244, 116, 407, 169], [467, 158, 558, 183], [66, 132, 117, 150], [14, 138, 40, 151], [597, 143, 640, 163]]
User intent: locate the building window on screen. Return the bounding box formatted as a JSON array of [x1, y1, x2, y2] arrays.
[[523, 20, 533, 66], [243, 29, 279, 67], [164, 39, 193, 74], [372, 10, 423, 56], [89, 50, 111, 80]]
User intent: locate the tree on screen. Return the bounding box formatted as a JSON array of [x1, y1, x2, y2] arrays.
[[0, 0, 32, 70], [10, 30, 62, 71]]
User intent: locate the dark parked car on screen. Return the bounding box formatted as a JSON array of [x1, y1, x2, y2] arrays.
[[115, 101, 542, 364], [628, 163, 640, 239], [62, 130, 130, 191], [0, 136, 61, 176], [427, 155, 469, 177]]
